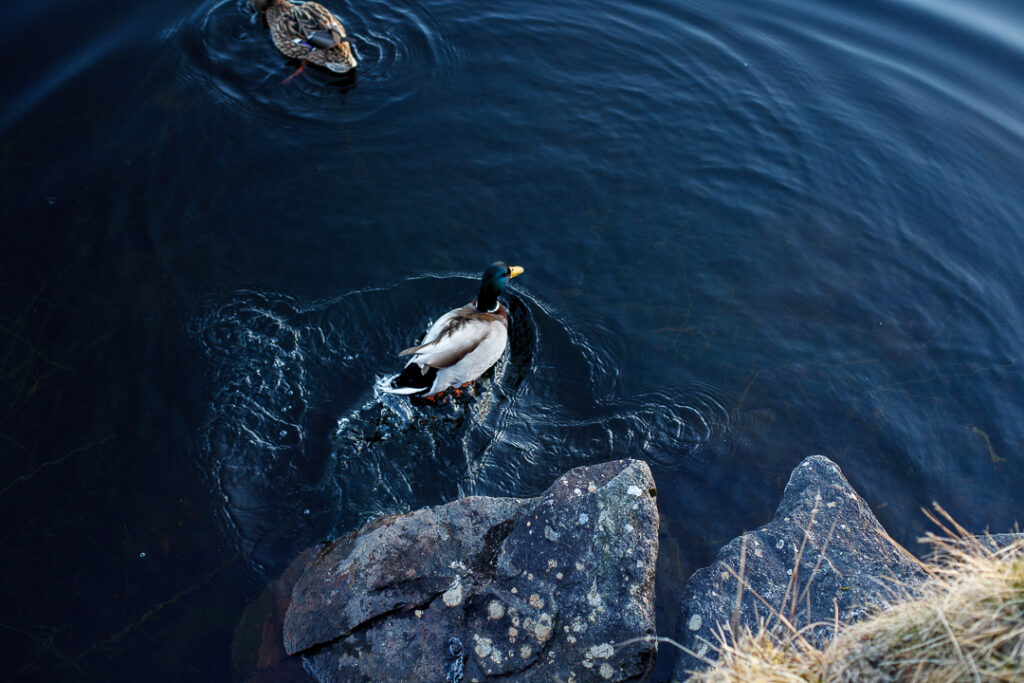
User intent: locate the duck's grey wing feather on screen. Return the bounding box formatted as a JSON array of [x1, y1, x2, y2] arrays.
[[305, 30, 340, 49], [398, 307, 465, 357], [425, 325, 508, 395], [404, 317, 496, 369]]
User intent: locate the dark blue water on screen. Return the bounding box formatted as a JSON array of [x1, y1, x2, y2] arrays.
[[2, 0, 1023, 679]]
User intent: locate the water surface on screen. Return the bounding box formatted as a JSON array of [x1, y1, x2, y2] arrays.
[[2, 0, 1023, 680]]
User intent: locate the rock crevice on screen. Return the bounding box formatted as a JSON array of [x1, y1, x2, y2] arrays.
[[283, 459, 659, 682]]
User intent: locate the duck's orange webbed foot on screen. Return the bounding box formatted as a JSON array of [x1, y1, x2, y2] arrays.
[[423, 390, 451, 404], [282, 60, 308, 84]]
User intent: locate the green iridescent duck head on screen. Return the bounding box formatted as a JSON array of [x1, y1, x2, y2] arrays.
[[476, 262, 524, 312]]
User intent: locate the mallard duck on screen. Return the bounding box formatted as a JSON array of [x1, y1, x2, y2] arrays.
[[252, 0, 358, 77], [387, 262, 525, 400]]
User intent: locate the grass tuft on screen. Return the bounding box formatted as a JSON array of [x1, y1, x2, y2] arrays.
[[686, 505, 1024, 682]]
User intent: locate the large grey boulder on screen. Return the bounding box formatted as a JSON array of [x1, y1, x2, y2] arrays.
[[284, 459, 659, 682], [672, 455, 928, 680]]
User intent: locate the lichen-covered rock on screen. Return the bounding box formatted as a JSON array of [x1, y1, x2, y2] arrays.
[[977, 533, 1024, 551], [284, 459, 659, 682], [671, 455, 928, 681]]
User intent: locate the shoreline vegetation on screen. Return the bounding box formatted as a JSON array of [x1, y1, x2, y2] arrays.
[[682, 507, 1024, 682], [235, 456, 1019, 683]]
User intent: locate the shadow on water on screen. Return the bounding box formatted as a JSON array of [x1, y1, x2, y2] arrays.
[[191, 275, 740, 575]]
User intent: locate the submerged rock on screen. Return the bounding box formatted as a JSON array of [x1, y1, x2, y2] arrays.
[[672, 455, 928, 680], [232, 546, 317, 683], [283, 459, 659, 682]]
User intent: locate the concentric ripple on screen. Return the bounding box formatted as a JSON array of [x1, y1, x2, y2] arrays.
[[167, 0, 462, 126], [192, 276, 737, 568]]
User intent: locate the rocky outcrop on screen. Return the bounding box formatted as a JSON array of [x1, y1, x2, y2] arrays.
[[284, 459, 659, 682], [672, 455, 929, 680]]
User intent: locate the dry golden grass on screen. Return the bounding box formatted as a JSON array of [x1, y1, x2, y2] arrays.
[[687, 506, 1024, 683]]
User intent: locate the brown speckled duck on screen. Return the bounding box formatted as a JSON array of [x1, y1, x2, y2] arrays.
[[252, 0, 358, 78]]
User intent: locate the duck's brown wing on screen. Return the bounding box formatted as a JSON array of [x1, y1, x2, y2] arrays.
[[271, 2, 355, 67], [296, 2, 347, 41]]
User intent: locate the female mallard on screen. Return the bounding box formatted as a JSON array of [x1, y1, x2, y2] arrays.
[[252, 0, 358, 78], [387, 262, 525, 400]]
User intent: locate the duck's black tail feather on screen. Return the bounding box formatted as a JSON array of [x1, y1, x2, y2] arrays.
[[384, 362, 436, 395]]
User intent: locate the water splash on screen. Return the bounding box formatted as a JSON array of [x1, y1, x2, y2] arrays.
[[192, 276, 738, 571]]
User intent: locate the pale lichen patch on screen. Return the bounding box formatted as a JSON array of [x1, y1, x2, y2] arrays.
[[473, 635, 493, 659], [534, 613, 553, 642], [582, 641, 620, 674], [586, 580, 605, 610], [443, 577, 464, 607]]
